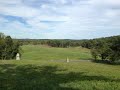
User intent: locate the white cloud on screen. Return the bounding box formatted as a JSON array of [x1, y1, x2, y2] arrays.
[[0, 0, 21, 5], [0, 5, 39, 17], [0, 0, 120, 39]]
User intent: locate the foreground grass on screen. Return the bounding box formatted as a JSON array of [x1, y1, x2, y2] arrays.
[[22, 45, 92, 60], [0, 45, 120, 90], [0, 60, 120, 90]]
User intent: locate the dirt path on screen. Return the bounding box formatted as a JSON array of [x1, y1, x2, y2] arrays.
[[50, 60, 91, 62]]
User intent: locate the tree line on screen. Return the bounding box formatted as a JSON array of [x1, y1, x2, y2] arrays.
[[0, 33, 21, 60], [90, 36, 120, 62], [17, 39, 86, 48]]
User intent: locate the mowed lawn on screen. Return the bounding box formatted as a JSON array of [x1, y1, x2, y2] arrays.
[[22, 45, 92, 60], [0, 45, 120, 90]]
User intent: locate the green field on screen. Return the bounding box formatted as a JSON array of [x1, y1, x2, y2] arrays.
[[22, 45, 92, 61], [0, 45, 120, 90]]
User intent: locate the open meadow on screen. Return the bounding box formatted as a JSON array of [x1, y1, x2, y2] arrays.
[[22, 45, 92, 61], [0, 45, 120, 90]]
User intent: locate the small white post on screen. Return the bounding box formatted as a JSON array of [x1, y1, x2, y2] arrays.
[[66, 57, 69, 63], [16, 53, 20, 60]]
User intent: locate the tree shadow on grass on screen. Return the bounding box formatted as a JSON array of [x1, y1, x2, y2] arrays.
[[91, 60, 120, 65], [0, 64, 120, 90]]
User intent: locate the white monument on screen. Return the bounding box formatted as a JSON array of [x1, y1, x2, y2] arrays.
[[16, 53, 20, 60]]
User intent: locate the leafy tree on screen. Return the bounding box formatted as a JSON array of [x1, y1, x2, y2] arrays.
[[0, 33, 21, 60], [12, 41, 22, 59], [108, 37, 120, 62], [91, 48, 98, 60], [4, 36, 13, 59]]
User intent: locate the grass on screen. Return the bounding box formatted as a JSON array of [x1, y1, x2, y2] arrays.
[[0, 45, 120, 90], [21, 45, 92, 61]]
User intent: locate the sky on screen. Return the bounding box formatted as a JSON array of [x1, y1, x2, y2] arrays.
[[0, 0, 120, 39]]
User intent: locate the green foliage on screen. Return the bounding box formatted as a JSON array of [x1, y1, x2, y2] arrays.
[[91, 48, 98, 60], [17, 39, 82, 48], [12, 41, 22, 59], [108, 37, 120, 62], [0, 33, 21, 60], [90, 36, 120, 62], [4, 36, 13, 59]]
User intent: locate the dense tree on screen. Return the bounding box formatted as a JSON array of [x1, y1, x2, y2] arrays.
[[12, 41, 22, 59], [108, 37, 120, 62], [90, 36, 120, 62], [4, 36, 13, 59], [0, 33, 21, 60], [91, 48, 98, 60]]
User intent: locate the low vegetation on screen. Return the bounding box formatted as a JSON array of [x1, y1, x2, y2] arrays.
[[0, 60, 120, 90], [22, 45, 92, 60]]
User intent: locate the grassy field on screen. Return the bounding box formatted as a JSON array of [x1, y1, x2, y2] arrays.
[[22, 45, 92, 61], [0, 45, 120, 90]]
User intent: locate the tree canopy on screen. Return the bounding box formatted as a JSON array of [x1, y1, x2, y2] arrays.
[[0, 33, 21, 60]]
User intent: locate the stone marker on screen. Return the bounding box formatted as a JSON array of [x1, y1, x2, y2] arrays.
[[66, 57, 69, 63], [16, 53, 20, 60]]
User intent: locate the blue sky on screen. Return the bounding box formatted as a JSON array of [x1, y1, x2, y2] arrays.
[[0, 0, 120, 39]]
